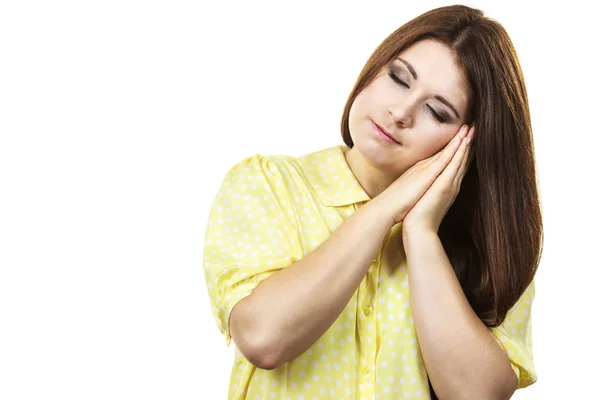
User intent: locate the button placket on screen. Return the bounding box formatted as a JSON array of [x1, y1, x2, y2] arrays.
[[357, 246, 381, 394]]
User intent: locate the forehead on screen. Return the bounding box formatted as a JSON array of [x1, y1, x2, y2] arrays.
[[395, 40, 470, 111]]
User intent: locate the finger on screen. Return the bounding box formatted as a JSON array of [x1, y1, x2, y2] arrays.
[[430, 125, 470, 173], [436, 126, 471, 184], [454, 127, 475, 186], [427, 124, 469, 166], [416, 125, 468, 187], [415, 125, 468, 186]]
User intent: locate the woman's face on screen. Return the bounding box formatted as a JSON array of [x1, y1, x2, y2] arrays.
[[348, 39, 471, 176]]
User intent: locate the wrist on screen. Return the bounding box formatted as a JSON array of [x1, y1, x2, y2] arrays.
[[402, 224, 438, 240], [367, 195, 399, 229]]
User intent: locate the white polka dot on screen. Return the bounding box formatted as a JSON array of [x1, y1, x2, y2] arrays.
[[207, 150, 456, 398]]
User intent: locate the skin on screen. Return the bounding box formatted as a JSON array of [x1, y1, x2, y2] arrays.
[[344, 40, 518, 397], [229, 38, 517, 398], [345, 38, 472, 200]]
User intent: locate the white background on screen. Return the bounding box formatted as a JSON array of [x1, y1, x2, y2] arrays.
[[1, 1, 598, 399]]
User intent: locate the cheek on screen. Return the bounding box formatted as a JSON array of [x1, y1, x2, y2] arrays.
[[350, 79, 389, 117], [412, 134, 453, 160], [348, 92, 374, 130], [350, 90, 372, 116]]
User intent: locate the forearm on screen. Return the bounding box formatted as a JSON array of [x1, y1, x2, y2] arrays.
[[402, 229, 517, 399], [231, 197, 394, 368]]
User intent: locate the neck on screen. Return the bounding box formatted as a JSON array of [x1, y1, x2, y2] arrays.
[[343, 146, 399, 199]]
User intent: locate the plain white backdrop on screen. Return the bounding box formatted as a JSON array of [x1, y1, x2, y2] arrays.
[[1, 0, 598, 399]]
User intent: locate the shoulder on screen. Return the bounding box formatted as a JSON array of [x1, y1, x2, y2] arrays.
[[223, 145, 344, 184], [219, 153, 298, 189]]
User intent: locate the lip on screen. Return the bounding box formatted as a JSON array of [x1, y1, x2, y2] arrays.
[[371, 121, 401, 144]]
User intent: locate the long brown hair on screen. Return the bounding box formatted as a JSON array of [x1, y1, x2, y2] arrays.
[[341, 5, 543, 328]]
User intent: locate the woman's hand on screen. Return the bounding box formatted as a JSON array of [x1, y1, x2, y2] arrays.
[[376, 124, 473, 227], [402, 125, 475, 235]]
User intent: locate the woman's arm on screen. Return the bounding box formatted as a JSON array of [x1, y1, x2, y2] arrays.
[[229, 130, 466, 369], [230, 196, 394, 370], [402, 229, 517, 400]]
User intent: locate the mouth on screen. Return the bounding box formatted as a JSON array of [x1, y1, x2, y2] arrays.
[[371, 121, 401, 145]]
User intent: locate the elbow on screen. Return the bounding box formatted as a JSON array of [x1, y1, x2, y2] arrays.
[[234, 326, 281, 370], [229, 299, 281, 370], [240, 337, 280, 370], [249, 341, 280, 370]]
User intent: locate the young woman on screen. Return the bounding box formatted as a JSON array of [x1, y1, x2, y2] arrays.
[[203, 5, 543, 399]]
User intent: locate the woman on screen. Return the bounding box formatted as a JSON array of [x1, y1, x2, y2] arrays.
[[203, 4, 543, 399]]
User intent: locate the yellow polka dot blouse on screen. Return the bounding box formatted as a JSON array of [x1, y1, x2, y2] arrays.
[[203, 144, 536, 399]]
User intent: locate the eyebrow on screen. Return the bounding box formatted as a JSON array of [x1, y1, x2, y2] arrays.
[[396, 57, 461, 120]]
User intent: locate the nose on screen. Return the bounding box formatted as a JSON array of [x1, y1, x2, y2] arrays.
[[389, 100, 416, 128]]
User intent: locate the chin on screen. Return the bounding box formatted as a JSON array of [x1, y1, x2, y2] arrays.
[[354, 135, 394, 166]]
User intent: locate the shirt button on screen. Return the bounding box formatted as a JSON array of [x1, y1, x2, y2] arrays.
[[364, 306, 372, 316], [362, 366, 371, 375]]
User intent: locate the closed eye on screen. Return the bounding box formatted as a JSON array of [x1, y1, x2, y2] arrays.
[[388, 72, 409, 88], [387, 72, 447, 124]]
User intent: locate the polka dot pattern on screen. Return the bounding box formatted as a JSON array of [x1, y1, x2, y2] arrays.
[[203, 145, 536, 399], [490, 281, 537, 388]]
